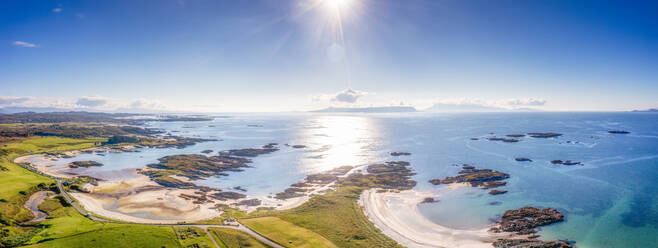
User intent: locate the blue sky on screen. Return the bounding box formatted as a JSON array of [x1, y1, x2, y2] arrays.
[[1, 0, 657, 112]]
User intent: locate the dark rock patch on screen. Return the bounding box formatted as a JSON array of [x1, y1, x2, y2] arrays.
[[527, 132, 562, 138], [68, 160, 103, 168], [489, 190, 508, 195], [490, 207, 564, 234], [492, 239, 573, 248], [237, 198, 261, 206], [390, 152, 411, 156], [515, 158, 532, 162], [429, 164, 510, 188]]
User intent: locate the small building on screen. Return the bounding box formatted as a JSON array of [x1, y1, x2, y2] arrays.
[[223, 217, 239, 226]]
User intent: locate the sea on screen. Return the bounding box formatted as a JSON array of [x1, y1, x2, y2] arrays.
[[44, 112, 658, 247]]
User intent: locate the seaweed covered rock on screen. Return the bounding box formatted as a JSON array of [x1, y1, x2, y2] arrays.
[[340, 161, 417, 190], [527, 132, 562, 138], [219, 143, 279, 157], [489, 190, 508, 195], [488, 137, 520, 143], [492, 239, 573, 248], [274, 166, 354, 200], [491, 207, 564, 234], [68, 160, 103, 168], [428, 164, 510, 188]]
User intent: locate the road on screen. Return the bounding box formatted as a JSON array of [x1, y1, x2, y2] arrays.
[[21, 191, 50, 224], [55, 179, 284, 248]]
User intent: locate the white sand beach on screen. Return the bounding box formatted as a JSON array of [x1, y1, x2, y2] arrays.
[[359, 189, 510, 248]]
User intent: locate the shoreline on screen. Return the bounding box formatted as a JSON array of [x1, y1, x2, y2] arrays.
[[359, 189, 510, 248], [13, 150, 322, 224]]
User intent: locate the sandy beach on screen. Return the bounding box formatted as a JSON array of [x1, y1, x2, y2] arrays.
[[15, 150, 327, 223], [359, 189, 509, 248]]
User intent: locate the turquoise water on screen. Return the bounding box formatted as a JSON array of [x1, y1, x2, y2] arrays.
[[53, 112, 657, 247]]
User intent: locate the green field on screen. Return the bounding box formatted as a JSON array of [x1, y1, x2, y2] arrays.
[[209, 227, 271, 248], [24, 207, 180, 248], [242, 217, 337, 248], [247, 186, 402, 248], [0, 136, 185, 248], [173, 226, 214, 248]]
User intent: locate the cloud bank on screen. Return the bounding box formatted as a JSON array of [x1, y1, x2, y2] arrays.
[[12, 41, 38, 48], [76, 96, 108, 107]]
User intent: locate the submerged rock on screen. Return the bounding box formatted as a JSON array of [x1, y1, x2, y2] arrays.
[[608, 130, 630, 134], [201, 149, 213, 154], [420, 197, 437, 204], [506, 134, 526, 138]]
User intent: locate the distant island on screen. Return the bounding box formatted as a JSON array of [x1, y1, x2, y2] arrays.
[[312, 106, 417, 113], [632, 108, 658, 112], [424, 103, 506, 112]]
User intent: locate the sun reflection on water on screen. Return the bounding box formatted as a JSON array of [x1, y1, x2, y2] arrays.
[[300, 115, 380, 172]]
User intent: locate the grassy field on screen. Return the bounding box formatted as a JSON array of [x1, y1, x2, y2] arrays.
[[0, 136, 185, 248], [242, 217, 337, 248], [0, 136, 102, 200], [24, 207, 180, 248], [246, 186, 402, 248], [173, 226, 214, 248], [209, 227, 271, 248]]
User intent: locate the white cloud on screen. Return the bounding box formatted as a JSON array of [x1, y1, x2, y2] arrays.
[[128, 98, 166, 110], [52, 8, 62, 13], [427, 97, 548, 110], [76, 96, 108, 107], [12, 41, 38, 48], [504, 98, 547, 106], [331, 88, 368, 103], [0, 96, 31, 106]]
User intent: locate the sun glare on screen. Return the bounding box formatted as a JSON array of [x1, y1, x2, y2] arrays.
[[322, 0, 355, 19]]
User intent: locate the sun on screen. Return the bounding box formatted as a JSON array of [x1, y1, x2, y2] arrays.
[[323, 0, 354, 17], [326, 0, 351, 9]]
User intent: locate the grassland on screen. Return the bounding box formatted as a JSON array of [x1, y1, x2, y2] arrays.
[[0, 135, 183, 248], [208, 227, 270, 248], [245, 186, 403, 248], [173, 226, 214, 248], [24, 207, 180, 248], [242, 217, 337, 248]]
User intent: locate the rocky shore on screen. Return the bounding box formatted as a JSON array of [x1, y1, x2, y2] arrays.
[[490, 207, 573, 248], [219, 143, 279, 157], [428, 164, 510, 189], [527, 132, 562, 138], [68, 160, 104, 168]]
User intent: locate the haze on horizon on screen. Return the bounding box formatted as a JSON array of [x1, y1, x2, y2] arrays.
[[2, 0, 657, 113]]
